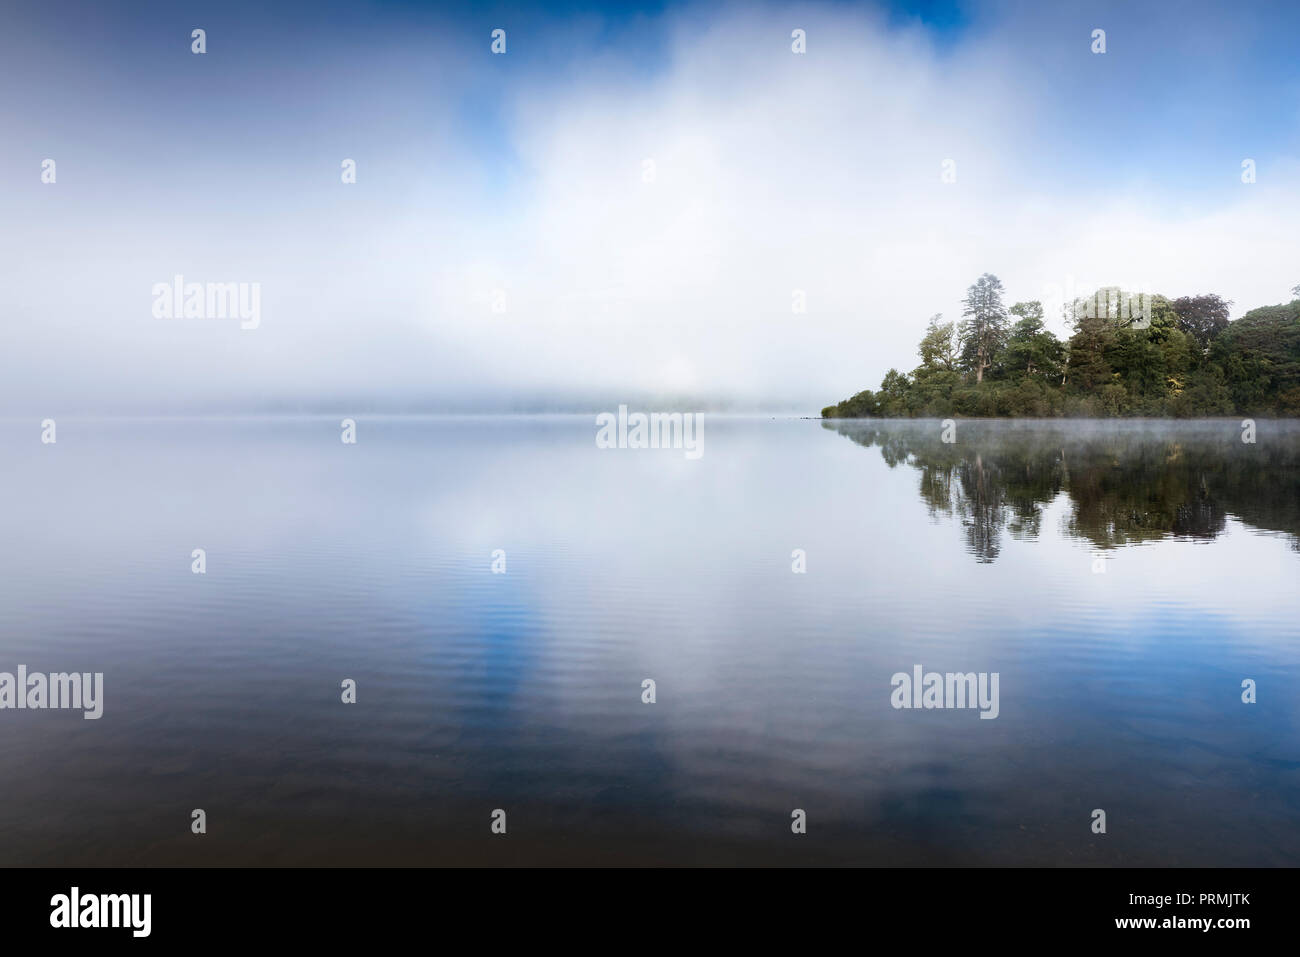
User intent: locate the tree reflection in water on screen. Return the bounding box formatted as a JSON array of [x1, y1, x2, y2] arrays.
[[824, 419, 1300, 563]]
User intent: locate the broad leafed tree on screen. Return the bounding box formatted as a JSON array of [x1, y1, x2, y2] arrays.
[[1171, 294, 1233, 351], [917, 313, 957, 371]]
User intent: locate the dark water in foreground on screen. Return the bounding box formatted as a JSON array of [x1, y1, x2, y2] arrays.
[[0, 416, 1297, 866]]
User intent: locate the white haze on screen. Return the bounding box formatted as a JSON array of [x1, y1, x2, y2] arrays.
[[1, 1, 1296, 413]]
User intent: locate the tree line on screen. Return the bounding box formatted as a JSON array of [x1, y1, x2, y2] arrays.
[[822, 275, 1300, 418]]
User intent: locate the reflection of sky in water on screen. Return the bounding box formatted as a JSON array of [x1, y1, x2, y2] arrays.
[[0, 416, 1296, 864]]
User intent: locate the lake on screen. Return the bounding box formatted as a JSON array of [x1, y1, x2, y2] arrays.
[[1, 415, 1297, 865]]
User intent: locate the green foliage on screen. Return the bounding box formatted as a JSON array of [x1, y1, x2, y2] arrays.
[[1098, 381, 1129, 416], [820, 275, 1300, 418], [1002, 304, 1064, 384], [875, 368, 912, 417], [824, 389, 880, 418], [917, 314, 957, 371], [1210, 301, 1300, 414], [1169, 366, 1234, 417], [1064, 314, 1114, 392], [957, 273, 1010, 384], [1172, 294, 1233, 351]]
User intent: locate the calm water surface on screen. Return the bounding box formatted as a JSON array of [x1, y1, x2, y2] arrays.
[[0, 416, 1297, 865]]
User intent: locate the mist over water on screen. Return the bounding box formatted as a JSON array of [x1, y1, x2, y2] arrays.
[[0, 416, 1296, 865]]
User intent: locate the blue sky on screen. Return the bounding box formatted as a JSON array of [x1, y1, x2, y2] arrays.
[[2, 0, 1298, 412]]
